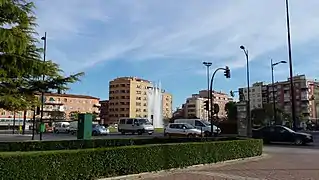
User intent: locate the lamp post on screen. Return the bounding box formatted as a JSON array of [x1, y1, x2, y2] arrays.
[[239, 45, 251, 137], [285, 0, 297, 131], [271, 59, 287, 125], [203, 62, 212, 121], [40, 32, 47, 141]]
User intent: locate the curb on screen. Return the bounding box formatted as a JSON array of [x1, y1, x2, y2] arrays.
[[99, 154, 270, 180]]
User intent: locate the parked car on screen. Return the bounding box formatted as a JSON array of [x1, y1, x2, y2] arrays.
[[53, 122, 70, 134], [252, 125, 313, 145], [92, 124, 109, 136], [118, 118, 154, 135], [174, 119, 221, 136], [164, 123, 203, 138]]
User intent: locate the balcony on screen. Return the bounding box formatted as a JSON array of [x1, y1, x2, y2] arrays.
[[301, 95, 309, 101], [42, 106, 65, 112], [284, 97, 290, 102], [94, 103, 101, 107]]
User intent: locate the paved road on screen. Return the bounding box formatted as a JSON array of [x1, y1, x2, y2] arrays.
[[120, 145, 319, 180]]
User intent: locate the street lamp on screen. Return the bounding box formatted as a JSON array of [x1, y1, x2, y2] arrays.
[[285, 0, 297, 131], [40, 32, 47, 141], [271, 59, 287, 125], [240, 45, 251, 137], [203, 62, 212, 120]]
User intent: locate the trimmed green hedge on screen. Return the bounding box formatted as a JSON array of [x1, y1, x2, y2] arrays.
[[0, 139, 262, 180], [0, 136, 240, 152]]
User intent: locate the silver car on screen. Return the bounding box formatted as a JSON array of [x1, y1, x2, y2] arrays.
[[164, 123, 203, 138]]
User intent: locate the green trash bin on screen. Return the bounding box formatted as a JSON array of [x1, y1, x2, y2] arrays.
[[39, 123, 45, 133]]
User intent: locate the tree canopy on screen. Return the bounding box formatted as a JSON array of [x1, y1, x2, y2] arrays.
[[0, 0, 84, 111], [224, 101, 237, 121]]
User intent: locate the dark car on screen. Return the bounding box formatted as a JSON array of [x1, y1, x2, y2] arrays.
[[252, 125, 313, 145]]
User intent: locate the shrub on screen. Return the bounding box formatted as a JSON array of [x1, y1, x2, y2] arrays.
[[0, 139, 262, 180], [0, 136, 239, 152]]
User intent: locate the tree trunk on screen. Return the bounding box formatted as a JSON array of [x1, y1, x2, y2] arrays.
[[22, 110, 27, 135], [32, 109, 36, 140], [12, 111, 16, 134]]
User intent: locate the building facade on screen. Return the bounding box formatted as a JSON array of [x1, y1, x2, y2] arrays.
[[108, 77, 173, 124], [238, 82, 263, 110], [0, 93, 100, 127], [162, 92, 173, 119], [238, 75, 319, 122], [183, 94, 208, 119], [99, 100, 109, 124], [198, 90, 230, 117]]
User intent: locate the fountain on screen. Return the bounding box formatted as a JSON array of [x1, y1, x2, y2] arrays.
[[147, 82, 164, 128]]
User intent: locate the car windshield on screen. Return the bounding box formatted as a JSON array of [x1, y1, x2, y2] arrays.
[[202, 121, 211, 126], [282, 126, 295, 133], [138, 119, 152, 125], [184, 123, 195, 129]]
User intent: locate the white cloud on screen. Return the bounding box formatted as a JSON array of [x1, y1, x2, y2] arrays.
[[35, 0, 319, 73]]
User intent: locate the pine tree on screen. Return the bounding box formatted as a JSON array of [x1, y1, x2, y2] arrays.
[[0, 0, 84, 111]]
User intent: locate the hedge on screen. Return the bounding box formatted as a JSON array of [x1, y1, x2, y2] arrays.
[[0, 136, 240, 152], [0, 139, 262, 180]]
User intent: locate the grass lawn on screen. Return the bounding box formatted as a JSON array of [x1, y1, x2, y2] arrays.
[[108, 127, 163, 133]]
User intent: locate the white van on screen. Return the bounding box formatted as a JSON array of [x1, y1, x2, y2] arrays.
[[118, 118, 154, 135], [174, 119, 221, 136], [53, 122, 70, 133], [69, 121, 78, 135]]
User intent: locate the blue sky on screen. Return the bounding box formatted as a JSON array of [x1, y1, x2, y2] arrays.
[[35, 0, 319, 109]]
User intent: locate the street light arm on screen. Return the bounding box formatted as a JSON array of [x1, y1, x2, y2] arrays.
[[209, 67, 227, 126]]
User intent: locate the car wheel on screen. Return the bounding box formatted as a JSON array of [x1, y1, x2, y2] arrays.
[[148, 132, 152, 135], [187, 134, 193, 138], [137, 130, 143, 135], [204, 131, 211, 137], [294, 138, 304, 145]]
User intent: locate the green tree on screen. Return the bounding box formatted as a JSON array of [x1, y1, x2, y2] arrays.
[[251, 108, 266, 126], [0, 0, 83, 112], [69, 111, 79, 121], [224, 102, 237, 121]]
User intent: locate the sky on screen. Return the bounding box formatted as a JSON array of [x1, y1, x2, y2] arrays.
[[34, 0, 319, 109]]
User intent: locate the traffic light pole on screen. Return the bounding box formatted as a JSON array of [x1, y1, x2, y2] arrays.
[[209, 67, 230, 136]]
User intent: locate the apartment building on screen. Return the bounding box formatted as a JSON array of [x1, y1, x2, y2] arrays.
[[238, 75, 319, 122], [162, 92, 173, 119], [99, 100, 109, 124], [183, 94, 208, 119], [40, 93, 100, 120], [108, 77, 173, 124], [238, 82, 263, 110], [268, 75, 318, 120], [0, 93, 100, 126], [198, 90, 230, 117]]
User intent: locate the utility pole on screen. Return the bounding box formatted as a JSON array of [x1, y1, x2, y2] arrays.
[[203, 62, 212, 121], [40, 32, 47, 140]]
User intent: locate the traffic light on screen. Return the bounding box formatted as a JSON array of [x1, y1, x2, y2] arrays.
[[230, 90, 234, 97], [204, 100, 209, 111], [213, 103, 220, 114], [224, 66, 230, 78]]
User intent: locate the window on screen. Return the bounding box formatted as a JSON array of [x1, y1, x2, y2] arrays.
[[126, 119, 133, 124], [195, 120, 204, 127]]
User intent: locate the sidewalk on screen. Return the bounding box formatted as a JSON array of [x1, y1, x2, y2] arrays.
[[105, 146, 319, 180]]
